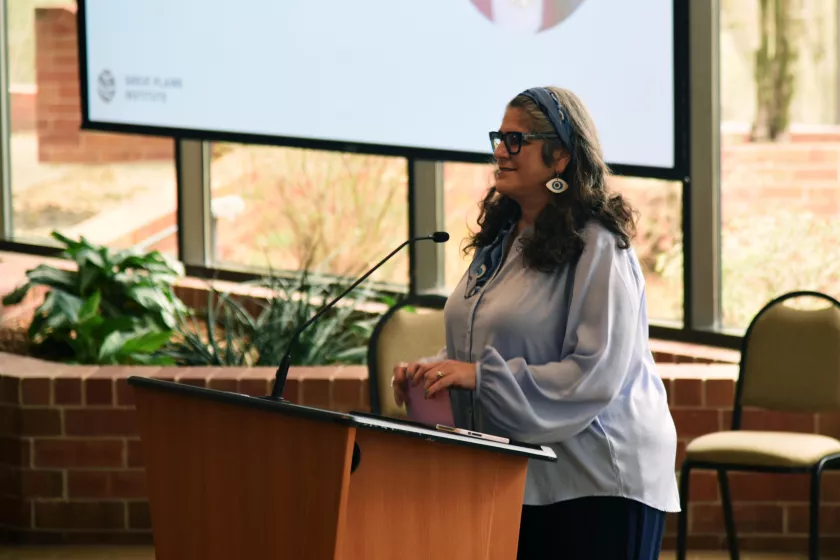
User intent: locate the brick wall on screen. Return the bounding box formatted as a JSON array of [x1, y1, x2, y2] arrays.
[[0, 354, 368, 544], [722, 130, 840, 218], [34, 6, 173, 164], [10, 86, 37, 133], [2, 351, 840, 554]]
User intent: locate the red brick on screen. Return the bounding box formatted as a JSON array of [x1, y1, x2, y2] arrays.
[[238, 376, 270, 398], [661, 378, 672, 405], [0, 497, 30, 527], [127, 501, 151, 530], [53, 377, 82, 405], [207, 374, 238, 393], [725, 409, 816, 433], [692, 503, 783, 533], [332, 377, 362, 412], [127, 439, 144, 468], [821, 472, 840, 501], [65, 409, 137, 436], [0, 466, 19, 498], [115, 378, 135, 406], [18, 409, 62, 437], [34, 501, 125, 530], [282, 378, 301, 404], [684, 470, 719, 502], [175, 367, 218, 388], [0, 377, 20, 404], [0, 405, 18, 438], [653, 351, 676, 364], [360, 379, 370, 409], [34, 439, 124, 468], [672, 409, 721, 438], [817, 412, 840, 439], [20, 469, 64, 498], [298, 368, 336, 408], [787, 504, 840, 535], [728, 472, 809, 501], [794, 168, 837, 182], [84, 378, 113, 406], [67, 470, 146, 499], [0, 438, 31, 468], [20, 379, 50, 405], [672, 379, 703, 406], [704, 379, 735, 408]]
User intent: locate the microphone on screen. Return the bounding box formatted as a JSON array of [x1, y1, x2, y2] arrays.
[[267, 231, 450, 401]]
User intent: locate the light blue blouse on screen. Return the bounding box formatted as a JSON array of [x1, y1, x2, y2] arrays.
[[433, 220, 680, 512]]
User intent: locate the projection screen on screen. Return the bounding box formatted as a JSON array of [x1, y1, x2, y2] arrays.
[[78, 0, 689, 178]]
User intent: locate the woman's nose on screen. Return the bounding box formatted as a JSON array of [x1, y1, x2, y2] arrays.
[[494, 140, 510, 159]]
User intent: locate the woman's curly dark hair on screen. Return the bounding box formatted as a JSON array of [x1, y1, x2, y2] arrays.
[[464, 87, 638, 272]]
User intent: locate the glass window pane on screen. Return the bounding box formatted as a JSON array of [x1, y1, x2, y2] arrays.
[[209, 143, 409, 287], [720, 1, 840, 330], [7, 1, 176, 254], [613, 177, 683, 325], [442, 164, 683, 325]]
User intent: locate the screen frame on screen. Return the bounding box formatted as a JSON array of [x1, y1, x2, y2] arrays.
[[75, 0, 691, 181]]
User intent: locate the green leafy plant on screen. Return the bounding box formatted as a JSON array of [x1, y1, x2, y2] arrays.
[[2, 232, 185, 364], [164, 269, 388, 367]]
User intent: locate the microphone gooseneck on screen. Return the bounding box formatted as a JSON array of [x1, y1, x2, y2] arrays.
[[267, 232, 449, 401]]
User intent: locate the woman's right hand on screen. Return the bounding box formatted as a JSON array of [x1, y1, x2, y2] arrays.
[[391, 361, 424, 406]]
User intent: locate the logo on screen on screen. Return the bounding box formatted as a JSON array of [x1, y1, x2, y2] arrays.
[[469, 0, 586, 33], [97, 70, 117, 103]]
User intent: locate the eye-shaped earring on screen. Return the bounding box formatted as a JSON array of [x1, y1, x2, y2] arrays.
[[546, 174, 569, 194]]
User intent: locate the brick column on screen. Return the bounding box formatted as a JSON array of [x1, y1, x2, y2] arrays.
[[34, 6, 173, 163]]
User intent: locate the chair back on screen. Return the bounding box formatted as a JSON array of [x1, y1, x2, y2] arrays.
[[735, 291, 840, 423], [366, 295, 447, 418]]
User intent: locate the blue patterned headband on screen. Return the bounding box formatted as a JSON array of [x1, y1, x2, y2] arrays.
[[519, 87, 575, 161]]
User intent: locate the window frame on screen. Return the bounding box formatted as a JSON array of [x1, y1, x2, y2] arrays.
[[0, 0, 741, 349]]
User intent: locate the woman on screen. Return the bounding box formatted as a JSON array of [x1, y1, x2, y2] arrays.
[[392, 86, 679, 559]]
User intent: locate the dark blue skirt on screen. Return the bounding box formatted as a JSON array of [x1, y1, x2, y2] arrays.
[[517, 496, 666, 560]]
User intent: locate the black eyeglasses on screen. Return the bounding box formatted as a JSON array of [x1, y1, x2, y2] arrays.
[[489, 131, 558, 155]]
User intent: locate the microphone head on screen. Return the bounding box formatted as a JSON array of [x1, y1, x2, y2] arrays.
[[431, 231, 450, 243]]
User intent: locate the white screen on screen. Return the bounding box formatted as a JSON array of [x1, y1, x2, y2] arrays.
[[82, 0, 676, 169]]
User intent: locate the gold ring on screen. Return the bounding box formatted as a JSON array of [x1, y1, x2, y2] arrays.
[[436, 370, 445, 379]]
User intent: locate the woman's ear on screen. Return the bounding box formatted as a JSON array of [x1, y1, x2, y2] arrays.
[[553, 150, 571, 175]]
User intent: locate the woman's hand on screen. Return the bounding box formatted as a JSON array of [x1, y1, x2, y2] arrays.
[[391, 361, 426, 406], [392, 360, 478, 404], [413, 360, 477, 399]]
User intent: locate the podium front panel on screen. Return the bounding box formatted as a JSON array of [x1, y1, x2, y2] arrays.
[[340, 426, 528, 560], [134, 384, 356, 560]]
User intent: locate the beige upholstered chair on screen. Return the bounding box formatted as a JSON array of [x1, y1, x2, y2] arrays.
[[366, 295, 447, 418], [677, 291, 840, 560]]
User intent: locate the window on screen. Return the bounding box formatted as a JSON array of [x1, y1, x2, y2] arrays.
[[7, 1, 176, 253], [719, 0, 840, 330], [209, 143, 409, 287], [613, 177, 683, 325], [442, 164, 683, 325], [442, 162, 495, 290]]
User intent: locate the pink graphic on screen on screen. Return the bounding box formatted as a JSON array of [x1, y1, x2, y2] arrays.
[[469, 0, 586, 33]]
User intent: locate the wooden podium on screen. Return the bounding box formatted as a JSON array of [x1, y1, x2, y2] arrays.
[[128, 377, 556, 560]]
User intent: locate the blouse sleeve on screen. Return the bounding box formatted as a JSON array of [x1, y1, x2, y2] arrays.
[[474, 227, 642, 444]]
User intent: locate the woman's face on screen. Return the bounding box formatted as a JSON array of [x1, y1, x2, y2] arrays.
[[492, 107, 567, 203]]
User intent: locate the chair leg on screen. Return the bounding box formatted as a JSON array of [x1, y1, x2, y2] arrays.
[[676, 463, 691, 560], [718, 470, 739, 560], [809, 467, 822, 560]]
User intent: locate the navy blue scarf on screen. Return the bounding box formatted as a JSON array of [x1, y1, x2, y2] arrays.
[[464, 219, 517, 298]]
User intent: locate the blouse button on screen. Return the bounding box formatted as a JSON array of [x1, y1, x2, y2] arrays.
[[476, 264, 487, 277]]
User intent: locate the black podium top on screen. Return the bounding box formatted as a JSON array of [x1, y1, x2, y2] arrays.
[[127, 376, 557, 462]]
